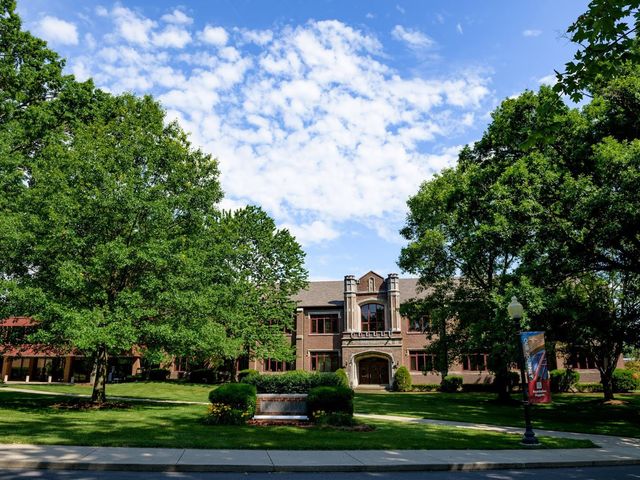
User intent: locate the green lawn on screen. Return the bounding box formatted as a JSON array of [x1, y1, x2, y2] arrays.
[[2, 381, 214, 402], [355, 391, 640, 438], [0, 391, 592, 450]]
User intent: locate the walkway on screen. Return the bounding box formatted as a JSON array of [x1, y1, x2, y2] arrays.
[[1, 388, 639, 472]]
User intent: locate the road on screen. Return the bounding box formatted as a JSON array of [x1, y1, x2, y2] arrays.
[[1, 466, 639, 480]]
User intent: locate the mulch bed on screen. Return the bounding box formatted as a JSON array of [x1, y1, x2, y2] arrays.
[[51, 399, 132, 410], [246, 419, 375, 431]]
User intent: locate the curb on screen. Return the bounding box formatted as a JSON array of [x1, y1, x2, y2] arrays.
[[2, 458, 639, 473]]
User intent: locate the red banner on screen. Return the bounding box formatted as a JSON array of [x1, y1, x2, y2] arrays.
[[520, 331, 552, 404]]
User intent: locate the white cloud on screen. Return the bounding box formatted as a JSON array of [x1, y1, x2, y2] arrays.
[[280, 221, 340, 246], [456, 23, 463, 35], [153, 25, 191, 48], [523, 29, 542, 37], [365, 13, 375, 19], [200, 25, 229, 46], [396, 5, 406, 14], [34, 16, 79, 45], [538, 74, 557, 86], [95, 6, 108, 17], [111, 6, 156, 46], [68, 18, 490, 246], [391, 25, 435, 49], [162, 9, 193, 25]]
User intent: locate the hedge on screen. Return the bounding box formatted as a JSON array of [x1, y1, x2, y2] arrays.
[[335, 368, 350, 388], [307, 386, 354, 420], [440, 375, 463, 393], [237, 369, 259, 382], [393, 366, 412, 392], [550, 369, 580, 393], [411, 383, 440, 392], [613, 369, 639, 392], [205, 383, 257, 425], [148, 368, 170, 381], [241, 370, 343, 393]]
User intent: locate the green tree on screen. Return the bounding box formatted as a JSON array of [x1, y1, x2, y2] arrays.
[[1, 92, 223, 402], [556, 0, 640, 101]]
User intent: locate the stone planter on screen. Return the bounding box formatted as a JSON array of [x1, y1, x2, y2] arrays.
[[254, 393, 308, 420]]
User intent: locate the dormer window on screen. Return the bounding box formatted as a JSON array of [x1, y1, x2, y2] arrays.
[[368, 277, 375, 292]]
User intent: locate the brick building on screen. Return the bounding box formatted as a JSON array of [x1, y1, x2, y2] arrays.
[[250, 271, 610, 386], [1, 270, 614, 385]]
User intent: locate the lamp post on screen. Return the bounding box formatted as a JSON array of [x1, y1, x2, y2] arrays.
[[507, 296, 539, 446]]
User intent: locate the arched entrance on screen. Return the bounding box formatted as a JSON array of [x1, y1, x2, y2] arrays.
[[358, 356, 390, 385]]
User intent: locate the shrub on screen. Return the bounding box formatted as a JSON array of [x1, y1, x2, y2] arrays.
[[335, 368, 350, 388], [148, 368, 170, 381], [411, 383, 440, 392], [205, 383, 257, 425], [313, 411, 356, 427], [440, 375, 463, 393], [307, 386, 354, 421], [241, 370, 342, 393], [393, 366, 412, 392], [550, 369, 580, 393], [575, 382, 604, 393], [612, 369, 640, 392], [237, 369, 259, 382], [625, 360, 640, 373], [190, 368, 218, 384], [507, 371, 521, 391]]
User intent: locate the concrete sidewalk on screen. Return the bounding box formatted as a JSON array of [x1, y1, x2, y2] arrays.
[[1, 427, 639, 473]]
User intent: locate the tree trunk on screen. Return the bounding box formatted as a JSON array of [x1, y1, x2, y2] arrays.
[[91, 345, 108, 403], [599, 356, 616, 401]]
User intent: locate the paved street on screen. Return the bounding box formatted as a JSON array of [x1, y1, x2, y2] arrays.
[[1, 466, 640, 480]]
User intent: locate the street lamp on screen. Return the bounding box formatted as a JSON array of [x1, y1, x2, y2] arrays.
[[508, 296, 539, 446]]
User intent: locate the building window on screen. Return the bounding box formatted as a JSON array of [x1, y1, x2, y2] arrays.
[[368, 277, 375, 292], [569, 349, 597, 369], [310, 313, 339, 334], [408, 315, 431, 333], [263, 358, 293, 372], [409, 350, 437, 372], [361, 303, 385, 331], [461, 353, 488, 371], [310, 351, 339, 372]]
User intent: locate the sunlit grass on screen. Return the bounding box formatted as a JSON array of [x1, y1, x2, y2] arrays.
[[0, 391, 593, 450]]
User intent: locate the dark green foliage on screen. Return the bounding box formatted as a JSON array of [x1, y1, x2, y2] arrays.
[[334, 368, 349, 388], [147, 369, 170, 381], [393, 366, 412, 392], [307, 386, 354, 420], [575, 383, 604, 393], [237, 369, 259, 382], [440, 375, 463, 393], [612, 369, 640, 392], [189, 369, 219, 384], [411, 384, 441, 392], [208, 383, 257, 412], [550, 369, 580, 393], [462, 383, 496, 393], [313, 412, 357, 427], [241, 371, 343, 393]]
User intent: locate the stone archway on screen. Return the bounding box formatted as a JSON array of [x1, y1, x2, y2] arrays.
[[357, 356, 390, 385]]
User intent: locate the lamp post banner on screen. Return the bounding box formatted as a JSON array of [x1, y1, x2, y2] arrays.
[[520, 331, 551, 404]]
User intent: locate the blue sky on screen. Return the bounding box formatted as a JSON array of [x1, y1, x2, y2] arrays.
[[20, 0, 588, 280]]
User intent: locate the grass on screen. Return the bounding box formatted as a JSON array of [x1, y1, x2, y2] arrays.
[[0, 391, 593, 450], [355, 391, 640, 438], [2, 381, 214, 403]]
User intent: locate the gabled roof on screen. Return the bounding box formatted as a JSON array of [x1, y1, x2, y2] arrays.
[[293, 277, 428, 308]]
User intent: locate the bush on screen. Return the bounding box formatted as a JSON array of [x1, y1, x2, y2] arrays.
[[241, 370, 343, 393], [237, 369, 259, 382], [550, 369, 580, 393], [507, 371, 521, 391], [307, 386, 354, 421], [440, 375, 463, 393], [411, 383, 440, 392], [575, 382, 604, 393], [612, 369, 640, 392], [205, 383, 257, 425], [335, 368, 350, 388], [190, 368, 218, 384], [313, 411, 357, 427], [393, 366, 412, 392], [148, 368, 170, 381], [625, 360, 640, 373]]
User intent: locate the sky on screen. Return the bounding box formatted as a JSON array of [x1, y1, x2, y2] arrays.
[[19, 0, 589, 281]]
